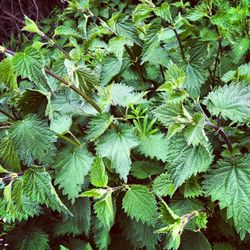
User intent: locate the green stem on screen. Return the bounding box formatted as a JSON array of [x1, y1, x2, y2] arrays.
[[57, 134, 81, 147], [68, 131, 82, 146]]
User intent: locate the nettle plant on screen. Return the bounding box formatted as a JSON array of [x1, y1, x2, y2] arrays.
[[0, 0, 249, 249]]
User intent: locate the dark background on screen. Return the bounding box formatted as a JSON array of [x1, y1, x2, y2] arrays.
[[0, 0, 65, 44]]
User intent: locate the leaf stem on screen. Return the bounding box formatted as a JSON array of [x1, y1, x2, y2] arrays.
[[124, 45, 145, 91], [57, 134, 81, 147], [212, 38, 222, 82], [44, 68, 102, 112], [205, 122, 233, 152], [0, 108, 16, 121], [68, 131, 82, 146], [172, 27, 187, 62]]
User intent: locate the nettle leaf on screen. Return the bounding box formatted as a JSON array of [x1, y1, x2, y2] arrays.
[[54, 198, 91, 237], [153, 103, 189, 128], [94, 192, 115, 229], [133, 3, 153, 23], [121, 217, 158, 250], [64, 59, 98, 93], [141, 25, 161, 64], [54, 26, 81, 38], [166, 135, 213, 188], [183, 177, 203, 198], [0, 136, 21, 172], [204, 82, 250, 123], [54, 146, 94, 203], [22, 16, 42, 35], [152, 173, 175, 197], [50, 114, 72, 134], [115, 21, 141, 46], [108, 36, 133, 62], [90, 157, 108, 188], [9, 115, 56, 165], [122, 185, 157, 225], [22, 167, 69, 214], [12, 46, 48, 89], [184, 113, 208, 147], [130, 160, 163, 180], [96, 125, 139, 182], [0, 58, 17, 89], [154, 2, 172, 22], [16, 228, 49, 250], [180, 231, 211, 250], [92, 217, 110, 250], [232, 37, 250, 62], [184, 63, 206, 98], [137, 133, 169, 162], [86, 113, 113, 141], [159, 63, 186, 91], [203, 154, 250, 239], [110, 83, 145, 107], [100, 56, 122, 85]]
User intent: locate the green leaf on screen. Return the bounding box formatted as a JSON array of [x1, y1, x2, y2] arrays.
[[22, 167, 69, 214], [152, 173, 175, 197], [100, 56, 122, 85], [54, 146, 94, 203], [54, 26, 81, 38], [54, 198, 91, 236], [122, 185, 157, 225], [179, 231, 211, 250], [183, 177, 203, 198], [153, 103, 190, 129], [96, 125, 139, 182], [50, 114, 72, 134], [184, 113, 208, 147], [204, 82, 250, 123], [141, 25, 161, 64], [94, 192, 115, 229], [130, 160, 163, 180], [232, 37, 250, 62], [64, 59, 98, 93], [90, 157, 108, 188], [12, 47, 48, 89], [166, 135, 213, 188], [108, 36, 133, 62], [115, 21, 141, 46], [158, 198, 180, 225], [17, 228, 49, 250], [86, 113, 113, 141], [80, 188, 108, 199], [110, 83, 145, 107], [0, 136, 21, 172], [0, 58, 17, 89], [184, 63, 206, 98], [203, 154, 250, 239], [121, 217, 158, 250], [159, 63, 186, 91], [92, 217, 110, 250], [9, 115, 56, 165], [154, 2, 172, 22], [22, 16, 43, 35], [137, 133, 169, 162], [133, 3, 153, 23]]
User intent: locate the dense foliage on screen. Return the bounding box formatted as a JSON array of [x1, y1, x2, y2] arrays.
[[0, 0, 250, 249]]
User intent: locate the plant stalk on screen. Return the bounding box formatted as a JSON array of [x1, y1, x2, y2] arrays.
[[205, 122, 233, 152], [0, 108, 16, 121]]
